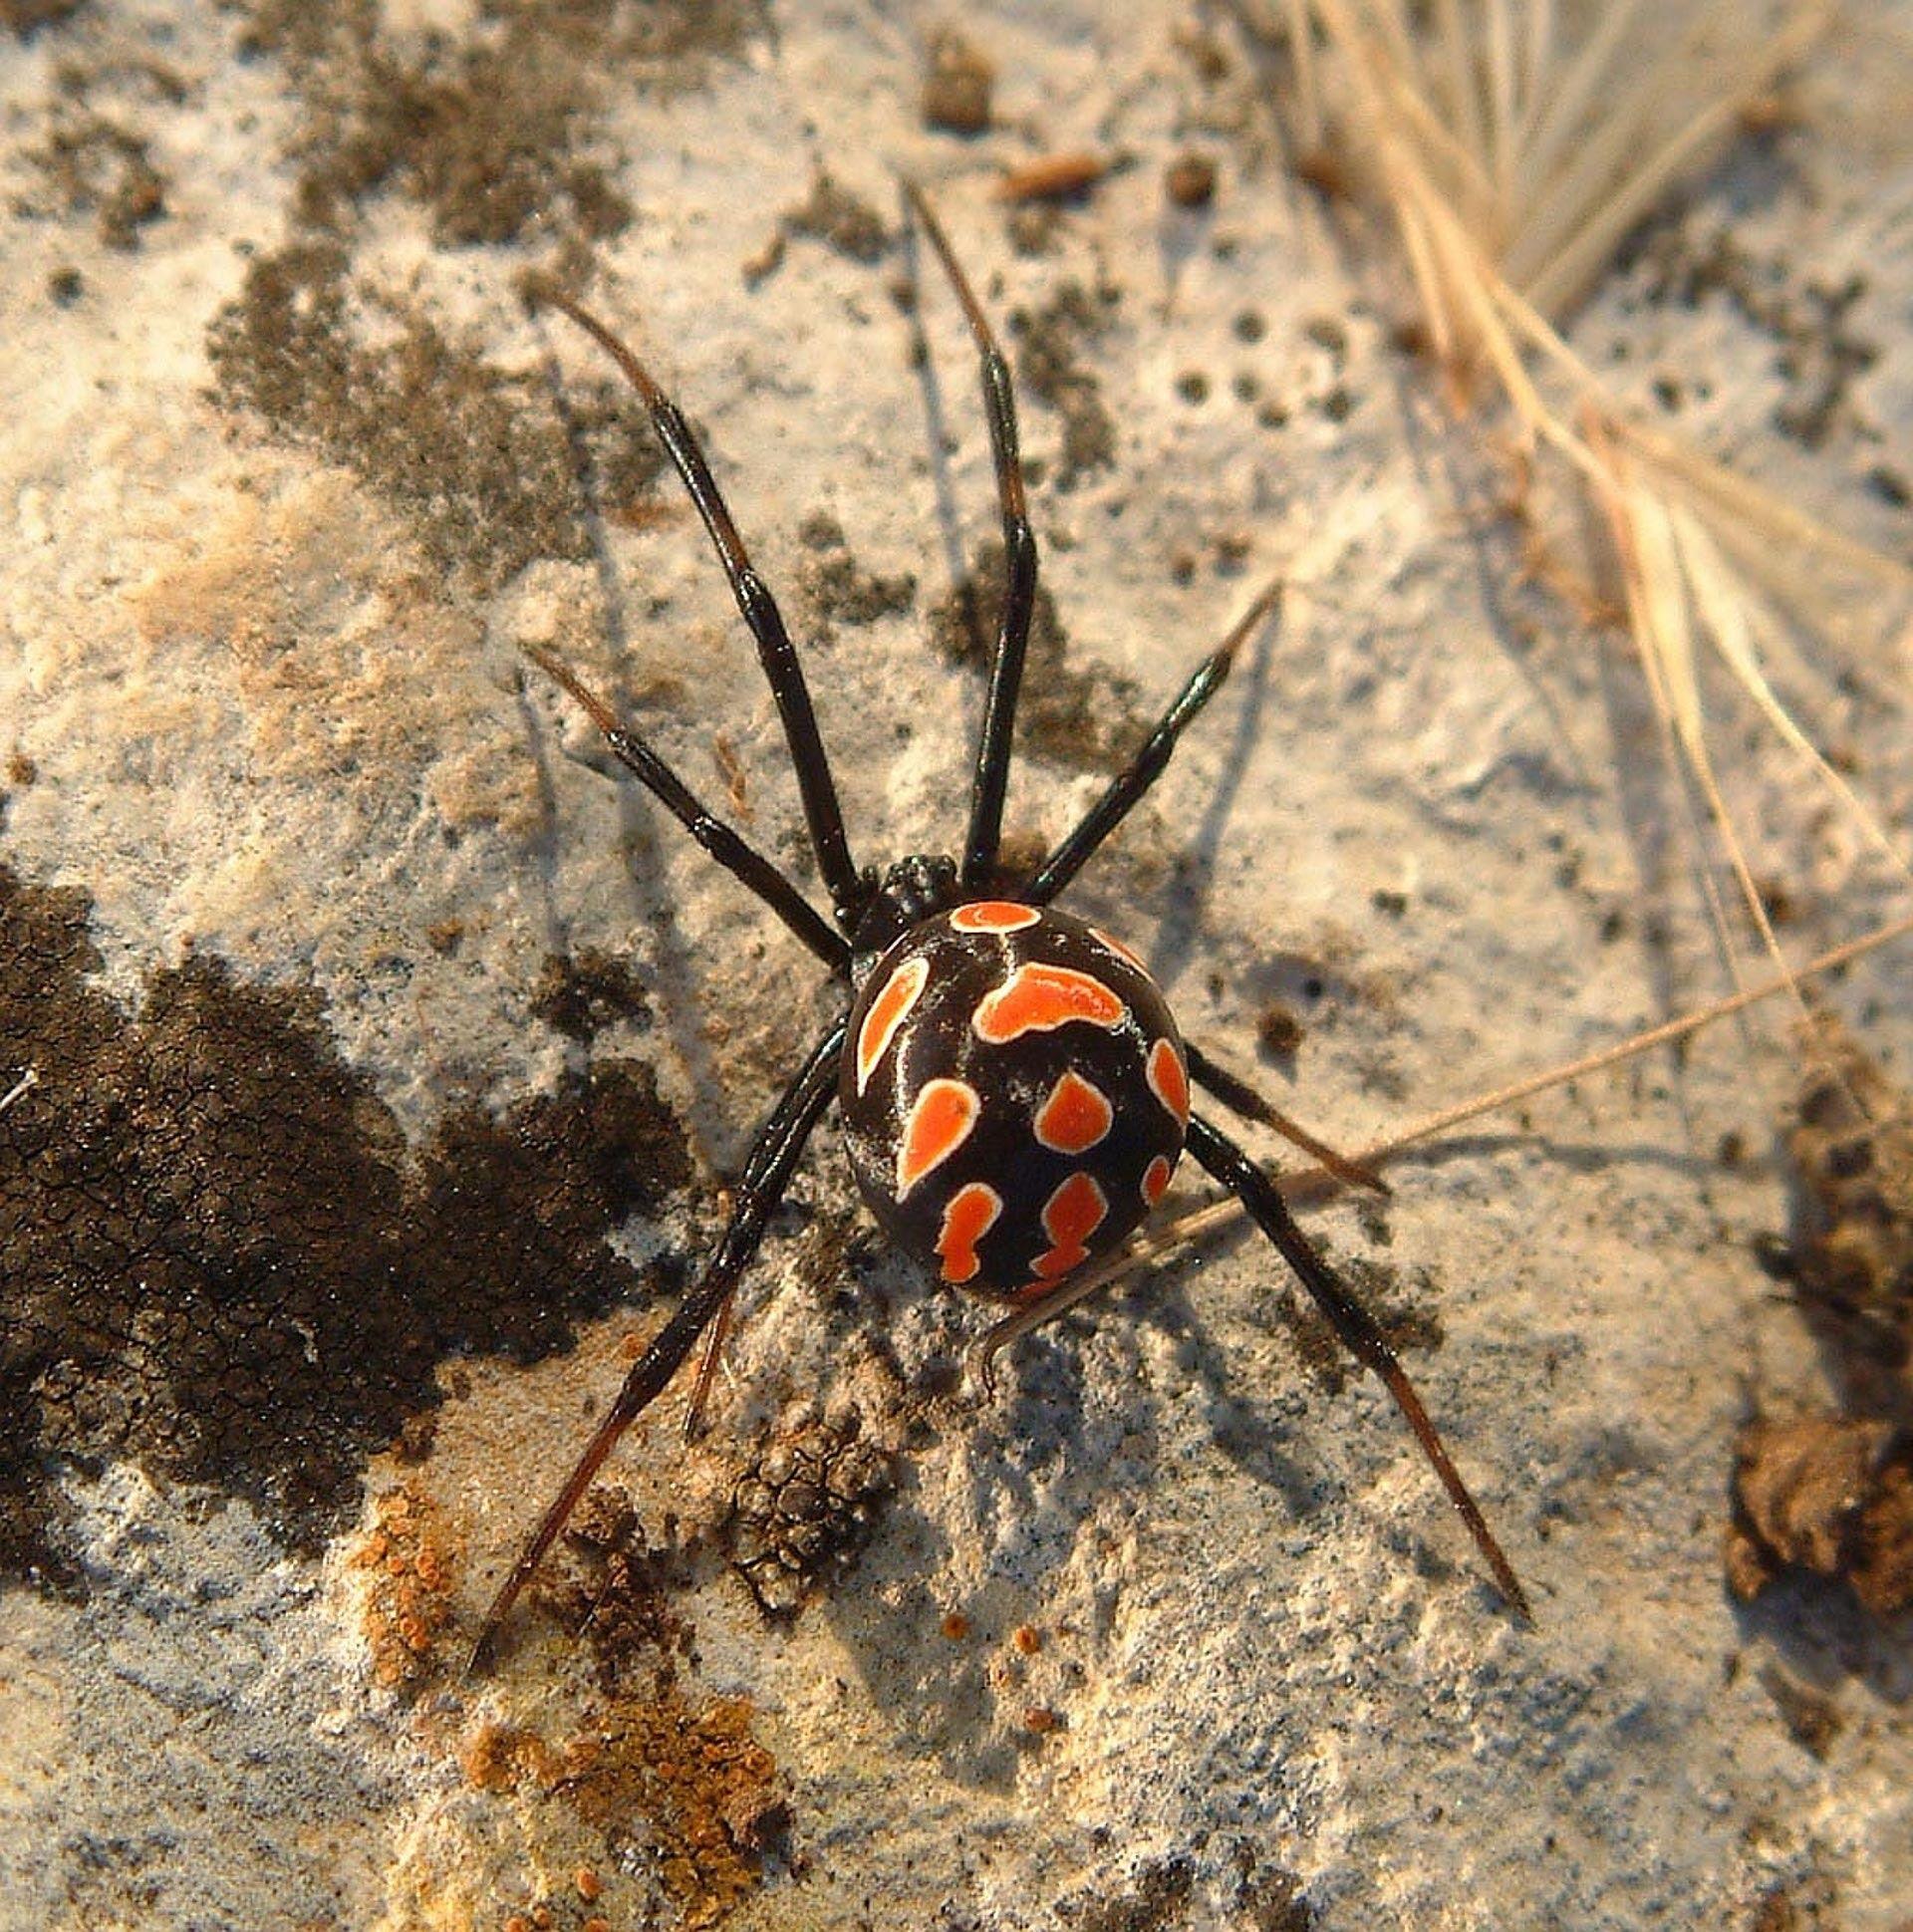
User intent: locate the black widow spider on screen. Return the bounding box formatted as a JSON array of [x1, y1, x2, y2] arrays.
[[466, 184, 1528, 1672]]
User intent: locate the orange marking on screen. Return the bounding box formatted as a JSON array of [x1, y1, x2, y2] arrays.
[[973, 965, 1126, 1044], [1033, 1069, 1113, 1154], [1031, 1171, 1109, 1279], [937, 1182, 1001, 1284], [1147, 1038, 1189, 1124], [1142, 1153, 1175, 1207], [897, 1079, 981, 1197], [856, 957, 929, 1094], [951, 901, 1040, 933]]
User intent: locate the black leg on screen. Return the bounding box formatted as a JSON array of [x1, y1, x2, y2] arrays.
[[1186, 1044, 1388, 1196], [466, 1016, 849, 1674], [524, 645, 849, 973], [528, 283, 864, 924], [1185, 1112, 1531, 1621], [1026, 578, 1281, 904], [903, 184, 1039, 893]]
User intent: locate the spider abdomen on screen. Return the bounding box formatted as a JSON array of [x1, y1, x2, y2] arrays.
[[840, 902, 1188, 1299]]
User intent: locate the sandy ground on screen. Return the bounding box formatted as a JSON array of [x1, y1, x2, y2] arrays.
[[2, 2, 1910, 1927]]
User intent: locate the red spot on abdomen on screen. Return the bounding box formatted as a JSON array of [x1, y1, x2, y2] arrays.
[[1147, 1037, 1189, 1124], [896, 1079, 981, 1198], [1032, 1069, 1113, 1154], [856, 956, 929, 1094], [1142, 1153, 1175, 1207], [973, 964, 1127, 1044], [937, 1182, 1002, 1284], [950, 901, 1040, 933], [1031, 1171, 1109, 1279]]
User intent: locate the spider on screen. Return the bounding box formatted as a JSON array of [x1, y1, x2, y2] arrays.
[[466, 185, 1528, 1672]]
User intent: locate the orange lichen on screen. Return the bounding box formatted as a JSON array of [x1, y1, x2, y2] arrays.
[[461, 1683, 782, 1931], [460, 1722, 561, 1794], [556, 1685, 786, 1930], [349, 1485, 462, 1690]]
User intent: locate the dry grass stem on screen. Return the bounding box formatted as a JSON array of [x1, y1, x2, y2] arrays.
[[1240, 0, 1911, 1006]]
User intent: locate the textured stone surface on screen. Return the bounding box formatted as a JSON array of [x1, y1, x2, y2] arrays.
[[2, 2, 1910, 1927]]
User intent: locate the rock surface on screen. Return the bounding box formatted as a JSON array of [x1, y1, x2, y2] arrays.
[[2, 2, 1910, 1928]]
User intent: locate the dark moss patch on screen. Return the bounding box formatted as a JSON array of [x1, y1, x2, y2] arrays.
[[0, 862, 694, 1585], [239, 0, 765, 248], [530, 946, 655, 1042], [793, 510, 917, 642], [1272, 1255, 1445, 1400], [1062, 1854, 1196, 1932], [3, 0, 87, 35], [928, 537, 1149, 776], [22, 109, 166, 248], [1009, 278, 1120, 487], [1635, 225, 1879, 451], [782, 170, 891, 265], [205, 241, 666, 590]]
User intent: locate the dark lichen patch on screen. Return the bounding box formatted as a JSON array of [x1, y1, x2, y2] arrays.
[[530, 947, 655, 1042], [21, 107, 166, 248], [780, 170, 891, 266], [0, 861, 694, 1584], [3, 0, 87, 35], [1233, 1856, 1317, 1932], [928, 537, 1149, 775], [1723, 1018, 1913, 1625], [1010, 279, 1121, 487], [1271, 1256, 1445, 1400], [792, 511, 917, 643], [239, 0, 765, 247], [728, 1415, 893, 1614], [535, 1486, 694, 1691], [206, 242, 666, 592], [1780, 1014, 1913, 1410], [1758, 1662, 1845, 1761], [1727, 1416, 1913, 1617], [1061, 1854, 1196, 1931]]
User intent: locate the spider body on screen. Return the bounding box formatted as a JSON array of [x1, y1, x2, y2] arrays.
[[840, 901, 1188, 1299], [468, 188, 1528, 1673]]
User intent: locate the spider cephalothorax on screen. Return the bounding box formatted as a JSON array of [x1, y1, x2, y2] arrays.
[[468, 188, 1527, 1672]]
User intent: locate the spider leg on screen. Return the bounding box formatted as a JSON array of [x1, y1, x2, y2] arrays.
[[1184, 1112, 1531, 1621], [465, 1016, 848, 1675], [528, 283, 864, 924], [1026, 577, 1282, 904], [1185, 1044, 1388, 1196], [682, 1281, 737, 1444], [524, 645, 849, 973], [965, 1238, 1154, 1395], [903, 183, 1039, 893]]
